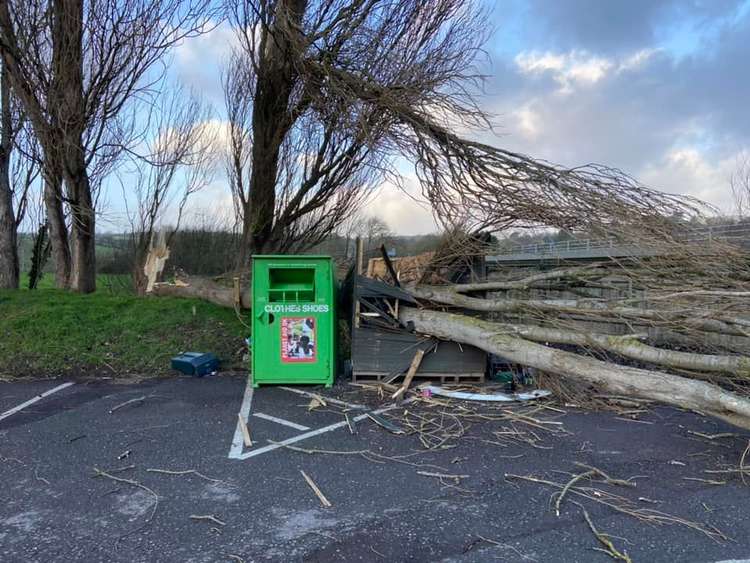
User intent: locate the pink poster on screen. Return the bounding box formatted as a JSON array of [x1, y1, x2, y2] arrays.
[[281, 317, 316, 363]]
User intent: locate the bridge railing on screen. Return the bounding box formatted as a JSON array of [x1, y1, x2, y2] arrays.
[[493, 223, 750, 257]]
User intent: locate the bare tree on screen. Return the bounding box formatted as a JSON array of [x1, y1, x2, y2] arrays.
[[125, 88, 216, 294], [225, 0, 401, 267], [0, 61, 19, 288], [0, 61, 42, 288], [731, 153, 750, 219], [0, 0, 217, 292], [224, 0, 700, 271]]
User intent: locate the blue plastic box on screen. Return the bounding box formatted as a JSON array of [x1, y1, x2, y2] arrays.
[[170, 352, 220, 377]]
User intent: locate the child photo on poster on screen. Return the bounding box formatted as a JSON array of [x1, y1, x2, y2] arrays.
[[281, 317, 316, 362]]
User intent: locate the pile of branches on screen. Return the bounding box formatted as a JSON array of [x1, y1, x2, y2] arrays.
[[398, 235, 750, 430]]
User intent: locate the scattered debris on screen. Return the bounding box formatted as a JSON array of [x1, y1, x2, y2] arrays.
[[421, 386, 551, 402], [109, 396, 147, 414], [687, 431, 736, 441], [366, 412, 405, 434], [190, 514, 226, 526], [146, 468, 228, 485], [556, 463, 636, 517], [345, 413, 357, 434], [108, 464, 136, 474], [575, 501, 632, 562], [506, 471, 727, 541], [238, 414, 252, 447], [93, 467, 159, 522], [307, 394, 327, 411], [300, 470, 332, 508], [682, 477, 727, 485], [475, 535, 537, 562], [392, 349, 425, 400], [34, 466, 50, 485], [416, 470, 469, 484]]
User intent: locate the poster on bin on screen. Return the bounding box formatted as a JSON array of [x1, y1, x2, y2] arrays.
[[281, 317, 316, 363]]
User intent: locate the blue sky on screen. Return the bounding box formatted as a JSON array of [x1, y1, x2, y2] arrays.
[[106, 0, 750, 235]]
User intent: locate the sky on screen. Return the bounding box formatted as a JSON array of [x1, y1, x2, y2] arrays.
[[113, 0, 750, 235]]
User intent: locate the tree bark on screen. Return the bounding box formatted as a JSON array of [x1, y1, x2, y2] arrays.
[[54, 0, 94, 293], [408, 285, 748, 337], [66, 162, 96, 293], [42, 164, 71, 288], [150, 275, 251, 309], [237, 0, 307, 268], [0, 61, 18, 289], [495, 322, 750, 374], [399, 307, 750, 430]]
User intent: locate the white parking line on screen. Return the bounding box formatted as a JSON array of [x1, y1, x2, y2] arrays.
[[228, 378, 254, 459], [0, 382, 75, 422], [235, 396, 417, 460], [278, 386, 367, 410], [253, 412, 310, 431]]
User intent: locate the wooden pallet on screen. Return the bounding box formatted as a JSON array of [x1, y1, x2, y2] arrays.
[[352, 371, 485, 384]]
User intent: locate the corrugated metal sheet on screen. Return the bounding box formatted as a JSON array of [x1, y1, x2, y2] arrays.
[[352, 326, 485, 376]]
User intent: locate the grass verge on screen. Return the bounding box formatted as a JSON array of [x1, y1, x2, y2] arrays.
[[0, 288, 248, 379]]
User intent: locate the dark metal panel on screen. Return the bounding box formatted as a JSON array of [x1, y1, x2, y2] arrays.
[[352, 326, 485, 375]]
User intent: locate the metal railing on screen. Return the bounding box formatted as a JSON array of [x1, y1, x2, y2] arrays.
[[493, 223, 750, 257]]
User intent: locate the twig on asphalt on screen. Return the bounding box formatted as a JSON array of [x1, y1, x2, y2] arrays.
[[93, 467, 159, 522], [476, 535, 537, 562], [109, 396, 147, 414], [573, 501, 632, 563], [146, 468, 229, 486], [34, 466, 50, 485], [190, 514, 226, 526], [300, 470, 332, 508]]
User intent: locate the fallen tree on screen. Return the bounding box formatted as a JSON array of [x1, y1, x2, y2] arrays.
[[151, 275, 250, 309], [399, 307, 750, 430]]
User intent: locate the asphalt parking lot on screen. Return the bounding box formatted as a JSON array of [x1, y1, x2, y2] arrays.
[[2, 374, 750, 562]]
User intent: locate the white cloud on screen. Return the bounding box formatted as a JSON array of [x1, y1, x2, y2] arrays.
[[617, 48, 659, 72], [639, 147, 746, 211], [170, 22, 238, 102], [514, 103, 542, 140], [515, 50, 613, 93], [361, 177, 438, 235], [514, 47, 658, 95]]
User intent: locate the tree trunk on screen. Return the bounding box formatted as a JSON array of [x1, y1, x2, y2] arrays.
[[66, 167, 96, 293], [237, 0, 307, 269], [0, 62, 18, 289], [50, 0, 94, 293], [43, 164, 71, 288], [399, 307, 750, 430], [150, 275, 251, 309], [408, 285, 748, 336], [495, 322, 750, 374]]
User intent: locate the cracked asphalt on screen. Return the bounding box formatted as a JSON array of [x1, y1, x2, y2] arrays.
[[1, 374, 750, 562]]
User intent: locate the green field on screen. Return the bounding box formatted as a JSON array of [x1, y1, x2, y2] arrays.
[[0, 283, 249, 379]]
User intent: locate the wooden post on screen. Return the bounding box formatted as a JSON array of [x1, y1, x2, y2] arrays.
[[392, 348, 426, 400], [355, 238, 364, 328]]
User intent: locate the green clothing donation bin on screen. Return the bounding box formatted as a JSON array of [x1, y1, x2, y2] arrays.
[[251, 255, 335, 387]]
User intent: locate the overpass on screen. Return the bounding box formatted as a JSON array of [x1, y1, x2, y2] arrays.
[[486, 223, 750, 266]]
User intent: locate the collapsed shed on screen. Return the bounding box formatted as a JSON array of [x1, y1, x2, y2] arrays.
[[343, 270, 486, 384]]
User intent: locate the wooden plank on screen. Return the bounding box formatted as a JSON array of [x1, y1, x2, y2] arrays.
[[380, 244, 401, 287], [392, 349, 426, 400], [300, 470, 332, 508], [238, 413, 252, 447]]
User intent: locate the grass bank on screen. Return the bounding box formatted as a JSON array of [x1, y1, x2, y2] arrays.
[[0, 286, 248, 379]]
